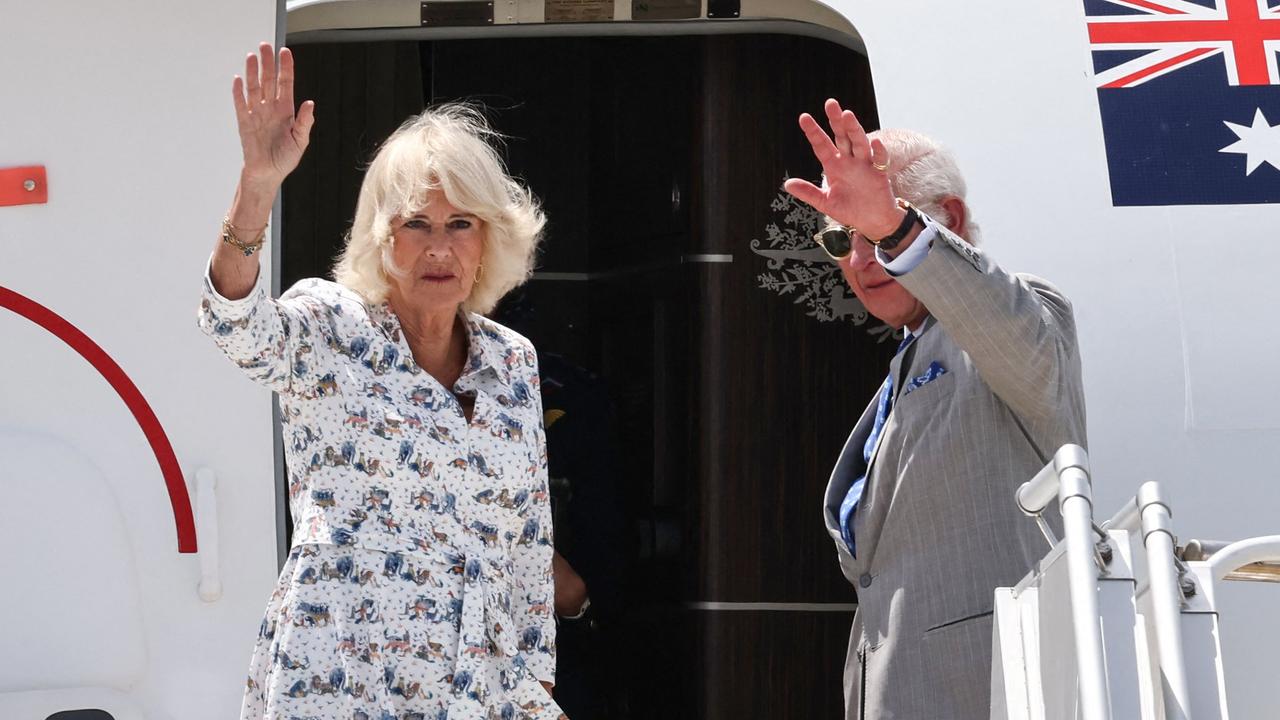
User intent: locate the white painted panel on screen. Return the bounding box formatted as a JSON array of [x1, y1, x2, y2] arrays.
[[1172, 229, 1280, 430], [0, 688, 145, 720], [0, 1, 279, 719], [0, 432, 147, 691]]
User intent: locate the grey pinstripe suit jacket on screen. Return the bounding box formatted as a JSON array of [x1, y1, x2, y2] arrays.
[[823, 226, 1087, 719]]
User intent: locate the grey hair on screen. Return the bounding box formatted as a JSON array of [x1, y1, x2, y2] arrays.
[[332, 104, 546, 314], [869, 128, 981, 245]]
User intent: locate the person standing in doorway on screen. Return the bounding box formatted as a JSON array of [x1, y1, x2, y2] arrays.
[[785, 99, 1087, 718]]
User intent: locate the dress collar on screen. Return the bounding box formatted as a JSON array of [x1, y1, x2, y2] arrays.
[[458, 311, 513, 390], [370, 301, 512, 389]]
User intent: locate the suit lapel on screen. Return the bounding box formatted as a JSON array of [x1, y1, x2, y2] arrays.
[[826, 320, 945, 555], [872, 325, 923, 466], [888, 345, 912, 405], [858, 319, 943, 562], [824, 396, 879, 535], [891, 317, 939, 401]]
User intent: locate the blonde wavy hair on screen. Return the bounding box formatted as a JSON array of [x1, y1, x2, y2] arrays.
[[332, 104, 546, 314]]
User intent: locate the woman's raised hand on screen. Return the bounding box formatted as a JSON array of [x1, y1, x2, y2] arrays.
[[232, 43, 315, 189]]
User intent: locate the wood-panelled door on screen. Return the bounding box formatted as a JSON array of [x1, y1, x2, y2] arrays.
[[285, 32, 894, 719]]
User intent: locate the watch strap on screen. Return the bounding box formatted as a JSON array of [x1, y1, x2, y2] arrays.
[[869, 200, 922, 251]]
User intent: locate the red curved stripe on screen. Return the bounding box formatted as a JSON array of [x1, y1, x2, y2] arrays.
[[0, 286, 196, 553]]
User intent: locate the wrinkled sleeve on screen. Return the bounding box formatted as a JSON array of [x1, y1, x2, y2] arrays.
[[510, 351, 557, 684], [892, 225, 1082, 424], [196, 256, 329, 396]]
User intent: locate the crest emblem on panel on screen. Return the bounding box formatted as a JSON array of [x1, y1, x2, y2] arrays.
[[750, 186, 891, 342]]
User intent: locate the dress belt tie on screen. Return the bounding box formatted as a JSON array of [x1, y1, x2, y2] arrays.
[[446, 550, 521, 715]]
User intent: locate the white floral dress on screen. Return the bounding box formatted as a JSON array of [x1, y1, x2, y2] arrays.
[[198, 269, 561, 720]]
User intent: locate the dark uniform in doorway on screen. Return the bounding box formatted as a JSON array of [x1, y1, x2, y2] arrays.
[[540, 353, 627, 719]]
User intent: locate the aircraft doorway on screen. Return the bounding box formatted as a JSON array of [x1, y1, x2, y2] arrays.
[[281, 33, 896, 719]]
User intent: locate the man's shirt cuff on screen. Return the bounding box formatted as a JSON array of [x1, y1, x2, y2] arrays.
[[875, 221, 939, 277]]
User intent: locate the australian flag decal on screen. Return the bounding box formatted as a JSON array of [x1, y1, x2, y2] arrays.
[[1086, 0, 1280, 205]]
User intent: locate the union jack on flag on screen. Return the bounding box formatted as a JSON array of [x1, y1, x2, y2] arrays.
[[1085, 0, 1280, 204]]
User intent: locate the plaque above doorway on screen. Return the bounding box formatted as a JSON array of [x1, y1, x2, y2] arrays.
[[632, 0, 699, 20], [545, 0, 614, 22]]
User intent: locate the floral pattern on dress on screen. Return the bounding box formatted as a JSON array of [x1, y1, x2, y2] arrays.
[[198, 269, 560, 720]]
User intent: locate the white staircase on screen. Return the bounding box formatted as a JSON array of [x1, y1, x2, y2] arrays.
[[991, 445, 1280, 720]]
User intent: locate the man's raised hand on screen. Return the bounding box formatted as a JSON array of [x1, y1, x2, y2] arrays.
[[783, 98, 901, 239]]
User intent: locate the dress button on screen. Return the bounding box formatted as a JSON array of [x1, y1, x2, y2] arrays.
[[859, 573, 873, 589]]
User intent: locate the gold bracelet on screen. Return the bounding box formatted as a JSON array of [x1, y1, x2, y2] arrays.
[[221, 216, 267, 256]]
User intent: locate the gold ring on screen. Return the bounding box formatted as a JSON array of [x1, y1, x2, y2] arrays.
[[872, 156, 890, 173]]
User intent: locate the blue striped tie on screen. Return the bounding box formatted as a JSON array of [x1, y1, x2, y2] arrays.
[[839, 333, 915, 558]]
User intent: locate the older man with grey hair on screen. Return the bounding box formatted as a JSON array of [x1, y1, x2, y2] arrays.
[[785, 100, 1087, 719]]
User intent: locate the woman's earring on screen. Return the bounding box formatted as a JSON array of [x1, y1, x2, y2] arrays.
[[474, 263, 485, 283]]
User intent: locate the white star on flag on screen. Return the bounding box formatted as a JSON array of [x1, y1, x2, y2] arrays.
[[1220, 108, 1280, 175]]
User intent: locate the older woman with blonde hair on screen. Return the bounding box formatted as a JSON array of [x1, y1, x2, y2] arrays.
[[199, 43, 564, 720]]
